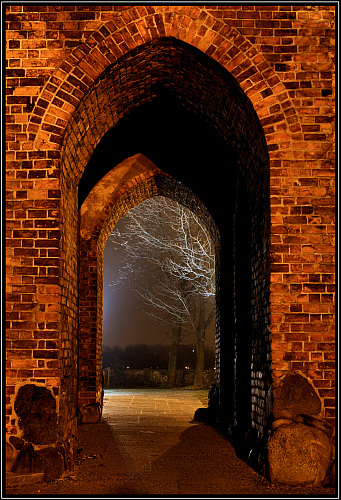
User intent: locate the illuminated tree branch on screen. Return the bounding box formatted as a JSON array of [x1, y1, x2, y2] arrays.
[[109, 196, 216, 386]]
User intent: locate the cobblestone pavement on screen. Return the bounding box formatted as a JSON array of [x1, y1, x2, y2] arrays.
[[5, 389, 336, 497]]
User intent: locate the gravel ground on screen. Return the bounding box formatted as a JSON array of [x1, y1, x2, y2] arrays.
[[5, 389, 336, 498]]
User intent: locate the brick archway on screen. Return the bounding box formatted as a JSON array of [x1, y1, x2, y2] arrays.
[[68, 35, 271, 435], [27, 18, 297, 435], [79, 154, 221, 411], [6, 6, 335, 463], [28, 19, 300, 431], [30, 7, 298, 158]]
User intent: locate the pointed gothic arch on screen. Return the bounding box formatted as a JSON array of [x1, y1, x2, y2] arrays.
[[70, 37, 271, 434], [78, 154, 221, 410]]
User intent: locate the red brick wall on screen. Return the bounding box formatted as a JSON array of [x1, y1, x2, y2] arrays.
[[6, 5, 335, 443]]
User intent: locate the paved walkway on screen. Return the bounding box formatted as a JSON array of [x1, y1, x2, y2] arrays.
[[5, 389, 335, 497], [103, 388, 239, 494], [100, 388, 267, 495], [103, 389, 210, 478]]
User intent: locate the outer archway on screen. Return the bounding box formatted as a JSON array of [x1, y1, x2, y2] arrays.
[[73, 38, 271, 438]]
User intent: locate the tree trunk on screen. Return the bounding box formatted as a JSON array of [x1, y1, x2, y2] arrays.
[[194, 297, 206, 387], [167, 325, 181, 387], [194, 334, 205, 387], [194, 296, 215, 387]]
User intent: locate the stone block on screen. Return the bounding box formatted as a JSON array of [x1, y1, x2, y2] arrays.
[[6, 442, 18, 471], [14, 384, 58, 445], [11, 443, 34, 474], [272, 373, 321, 420], [79, 403, 101, 424], [9, 436, 24, 450], [267, 423, 332, 486]]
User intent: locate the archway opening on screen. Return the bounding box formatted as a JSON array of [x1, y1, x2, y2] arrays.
[[103, 195, 217, 390]]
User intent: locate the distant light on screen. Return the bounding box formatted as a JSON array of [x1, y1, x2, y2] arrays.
[[185, 366, 190, 370], [192, 350, 195, 353], [126, 366, 130, 369]]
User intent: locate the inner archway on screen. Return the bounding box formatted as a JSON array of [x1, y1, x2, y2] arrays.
[[79, 154, 222, 413]]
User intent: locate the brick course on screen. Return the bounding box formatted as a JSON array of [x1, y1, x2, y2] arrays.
[[6, 5, 335, 445]]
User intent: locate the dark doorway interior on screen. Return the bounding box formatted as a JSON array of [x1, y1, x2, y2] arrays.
[[78, 97, 235, 231]]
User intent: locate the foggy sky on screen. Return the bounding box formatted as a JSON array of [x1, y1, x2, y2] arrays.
[[102, 214, 215, 349]]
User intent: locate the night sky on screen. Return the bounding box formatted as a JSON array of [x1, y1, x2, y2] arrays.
[[102, 211, 216, 349]]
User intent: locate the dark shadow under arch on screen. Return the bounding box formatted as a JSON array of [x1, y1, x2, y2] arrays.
[[78, 96, 235, 223]]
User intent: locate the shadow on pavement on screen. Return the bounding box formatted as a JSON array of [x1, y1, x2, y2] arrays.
[[5, 419, 336, 497], [135, 422, 336, 496]]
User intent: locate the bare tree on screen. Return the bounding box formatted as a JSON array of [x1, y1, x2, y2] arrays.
[[109, 196, 216, 387]]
